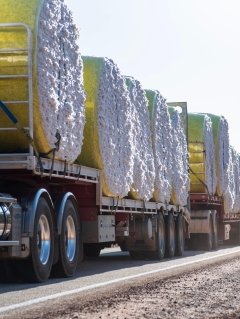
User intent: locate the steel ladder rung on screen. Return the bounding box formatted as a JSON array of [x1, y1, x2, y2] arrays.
[[0, 153, 29, 157], [0, 74, 28, 79], [0, 127, 29, 131], [2, 101, 29, 104], [0, 161, 28, 164], [0, 48, 28, 53]]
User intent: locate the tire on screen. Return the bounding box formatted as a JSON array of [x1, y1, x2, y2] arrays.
[[229, 222, 240, 246], [119, 242, 127, 251], [129, 251, 143, 260], [165, 213, 176, 258], [212, 216, 218, 250], [0, 259, 21, 283], [152, 212, 165, 260], [51, 200, 80, 278], [203, 215, 213, 251], [19, 197, 54, 283], [0, 259, 8, 283], [84, 244, 101, 258], [175, 214, 185, 256]]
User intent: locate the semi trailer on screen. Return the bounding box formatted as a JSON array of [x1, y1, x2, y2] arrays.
[[0, 23, 240, 284]]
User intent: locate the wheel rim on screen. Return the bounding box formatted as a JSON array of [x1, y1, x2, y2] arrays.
[[37, 215, 51, 265], [65, 215, 76, 262], [169, 217, 175, 252], [158, 218, 165, 253]]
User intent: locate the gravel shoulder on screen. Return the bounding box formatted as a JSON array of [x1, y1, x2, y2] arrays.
[[5, 255, 240, 319]]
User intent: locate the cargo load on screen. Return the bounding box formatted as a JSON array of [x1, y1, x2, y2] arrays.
[[146, 90, 173, 203], [227, 146, 239, 214], [78, 56, 133, 197], [0, 0, 86, 162], [205, 114, 230, 197], [168, 107, 190, 206], [205, 114, 238, 214], [1, 1, 240, 285], [125, 76, 155, 201], [236, 154, 240, 213]]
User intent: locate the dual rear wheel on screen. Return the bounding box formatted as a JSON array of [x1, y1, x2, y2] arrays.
[[165, 213, 185, 258], [129, 212, 185, 261], [18, 197, 54, 283], [13, 197, 80, 283], [51, 200, 80, 278]]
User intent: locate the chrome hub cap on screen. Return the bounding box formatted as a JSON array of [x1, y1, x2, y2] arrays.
[[37, 215, 51, 265], [65, 215, 76, 262]]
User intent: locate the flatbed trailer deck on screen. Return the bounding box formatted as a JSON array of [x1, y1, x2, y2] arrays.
[[0, 154, 188, 282]]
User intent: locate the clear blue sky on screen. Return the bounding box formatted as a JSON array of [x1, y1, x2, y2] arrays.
[[65, 0, 240, 151]]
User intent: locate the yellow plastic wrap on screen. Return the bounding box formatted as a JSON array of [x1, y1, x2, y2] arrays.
[[188, 113, 209, 194], [0, 0, 51, 154], [77, 57, 104, 170]]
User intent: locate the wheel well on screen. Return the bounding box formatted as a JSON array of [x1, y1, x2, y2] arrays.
[[41, 191, 57, 234], [67, 194, 82, 231], [159, 206, 165, 214]]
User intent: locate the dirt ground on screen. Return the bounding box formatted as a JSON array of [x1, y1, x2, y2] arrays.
[[27, 257, 240, 319]]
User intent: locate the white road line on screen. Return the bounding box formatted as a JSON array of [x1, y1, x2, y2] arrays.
[[0, 248, 240, 314]]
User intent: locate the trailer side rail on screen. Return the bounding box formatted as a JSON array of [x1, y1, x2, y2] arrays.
[[0, 154, 100, 183], [101, 196, 186, 216]]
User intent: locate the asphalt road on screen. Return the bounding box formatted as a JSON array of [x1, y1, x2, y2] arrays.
[[1, 245, 240, 319]]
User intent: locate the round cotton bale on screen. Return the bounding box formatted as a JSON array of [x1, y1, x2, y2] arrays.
[[78, 56, 133, 198], [188, 113, 216, 195], [223, 146, 235, 214], [125, 77, 155, 201], [232, 148, 240, 214], [205, 114, 230, 196], [168, 107, 189, 206], [238, 154, 240, 213], [0, 0, 85, 162], [145, 90, 172, 203]]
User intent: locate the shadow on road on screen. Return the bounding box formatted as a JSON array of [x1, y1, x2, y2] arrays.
[[0, 244, 236, 295]]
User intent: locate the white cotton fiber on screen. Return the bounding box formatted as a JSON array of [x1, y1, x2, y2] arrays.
[[170, 109, 190, 206], [146, 90, 173, 204], [206, 114, 230, 197], [204, 116, 217, 196], [125, 77, 155, 201], [37, 0, 85, 162], [224, 147, 235, 213], [97, 59, 133, 197], [79, 56, 134, 198], [217, 117, 230, 196], [232, 148, 240, 213]]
